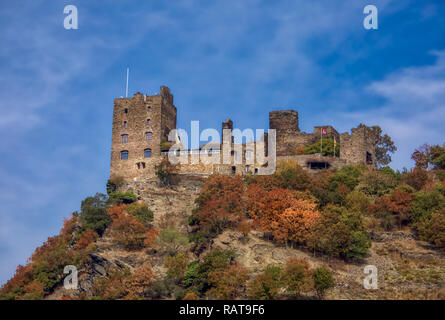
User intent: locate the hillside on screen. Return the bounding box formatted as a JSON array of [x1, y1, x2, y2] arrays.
[[1, 158, 445, 300]]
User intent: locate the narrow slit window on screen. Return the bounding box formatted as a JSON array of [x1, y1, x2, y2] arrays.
[[147, 119, 151, 126], [124, 108, 128, 114], [123, 121, 127, 129], [120, 150, 129, 160], [147, 106, 152, 112]]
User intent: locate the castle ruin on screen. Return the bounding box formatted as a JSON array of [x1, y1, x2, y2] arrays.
[[110, 86, 375, 181]]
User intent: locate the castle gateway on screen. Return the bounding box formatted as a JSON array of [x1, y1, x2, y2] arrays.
[[110, 86, 375, 181]]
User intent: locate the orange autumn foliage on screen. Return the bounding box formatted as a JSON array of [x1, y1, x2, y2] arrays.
[[144, 229, 159, 247], [206, 264, 249, 299], [108, 204, 149, 250], [75, 230, 98, 250], [196, 175, 245, 234], [245, 184, 320, 244]]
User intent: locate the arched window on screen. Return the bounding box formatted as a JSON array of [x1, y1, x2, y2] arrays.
[[147, 106, 152, 112], [145, 132, 152, 141], [122, 134, 128, 143], [147, 119, 151, 126], [144, 148, 152, 158], [120, 150, 129, 160], [123, 121, 127, 129]]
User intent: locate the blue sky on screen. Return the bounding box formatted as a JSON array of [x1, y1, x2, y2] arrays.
[[0, 0, 444, 284]]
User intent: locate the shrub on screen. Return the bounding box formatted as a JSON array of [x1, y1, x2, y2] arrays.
[[247, 265, 282, 300], [156, 227, 189, 255], [330, 166, 365, 191], [165, 253, 189, 283], [106, 176, 125, 195], [75, 230, 98, 250], [183, 292, 200, 300], [108, 205, 148, 250], [313, 266, 334, 299], [183, 250, 235, 296], [304, 138, 339, 157], [79, 193, 111, 236], [108, 191, 138, 205], [345, 191, 371, 215], [274, 160, 312, 191], [126, 202, 154, 225], [155, 157, 179, 187], [280, 258, 313, 297], [206, 264, 249, 299]]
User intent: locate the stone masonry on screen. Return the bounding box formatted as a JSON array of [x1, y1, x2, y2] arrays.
[[110, 86, 375, 181]]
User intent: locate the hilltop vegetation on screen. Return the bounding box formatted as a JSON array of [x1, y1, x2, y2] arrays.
[[1, 143, 445, 300]]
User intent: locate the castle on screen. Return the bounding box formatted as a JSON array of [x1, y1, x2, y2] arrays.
[[110, 86, 375, 181]]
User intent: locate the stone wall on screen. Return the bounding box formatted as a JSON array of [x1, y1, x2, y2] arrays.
[[340, 125, 375, 167]]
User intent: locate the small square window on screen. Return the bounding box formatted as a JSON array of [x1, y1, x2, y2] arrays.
[[122, 134, 128, 143]]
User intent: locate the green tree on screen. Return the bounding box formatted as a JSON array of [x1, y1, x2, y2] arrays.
[[304, 138, 340, 157], [80, 193, 111, 235], [280, 258, 313, 297], [108, 191, 138, 205], [358, 124, 397, 167], [313, 266, 334, 299]]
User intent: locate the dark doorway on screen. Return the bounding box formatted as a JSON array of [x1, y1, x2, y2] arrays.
[[308, 161, 331, 170]]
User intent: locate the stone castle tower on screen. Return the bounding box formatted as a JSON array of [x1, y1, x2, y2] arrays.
[[110, 86, 176, 180]]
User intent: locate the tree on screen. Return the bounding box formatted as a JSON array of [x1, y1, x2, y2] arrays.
[[108, 205, 149, 250], [274, 199, 321, 245], [183, 250, 235, 296], [357, 170, 397, 198], [79, 193, 111, 236], [195, 175, 245, 237], [156, 226, 189, 255], [403, 167, 430, 191], [411, 143, 445, 170], [247, 265, 282, 300], [125, 263, 155, 297], [313, 266, 334, 299], [206, 264, 249, 299], [358, 124, 397, 167], [310, 205, 370, 260], [165, 253, 189, 283], [280, 258, 313, 297], [304, 138, 340, 157]]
